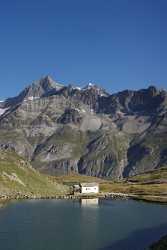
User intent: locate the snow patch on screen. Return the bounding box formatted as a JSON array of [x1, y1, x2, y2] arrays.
[[55, 83, 64, 90], [27, 96, 40, 101], [82, 82, 95, 90], [27, 96, 34, 101], [0, 108, 8, 116], [74, 108, 81, 113], [73, 108, 87, 114], [88, 82, 94, 86], [75, 86, 81, 90]]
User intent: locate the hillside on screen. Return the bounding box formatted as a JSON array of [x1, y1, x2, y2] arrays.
[[0, 148, 167, 203], [52, 168, 167, 203], [0, 76, 167, 178], [127, 167, 167, 183], [99, 167, 167, 202], [0, 149, 68, 199]]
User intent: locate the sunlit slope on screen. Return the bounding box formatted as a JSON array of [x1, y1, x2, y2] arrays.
[[0, 149, 68, 198]]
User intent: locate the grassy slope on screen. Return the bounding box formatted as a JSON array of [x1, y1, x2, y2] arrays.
[[100, 168, 167, 202], [1, 147, 167, 202], [53, 173, 105, 186], [54, 168, 167, 202], [0, 150, 68, 198], [127, 167, 167, 182]]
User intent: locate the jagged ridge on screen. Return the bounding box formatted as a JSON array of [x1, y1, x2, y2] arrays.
[[0, 76, 166, 178]]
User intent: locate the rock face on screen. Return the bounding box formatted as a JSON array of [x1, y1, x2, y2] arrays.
[[0, 76, 167, 178], [58, 108, 83, 125]]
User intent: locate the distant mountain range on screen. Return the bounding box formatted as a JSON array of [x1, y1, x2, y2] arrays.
[[0, 75, 167, 178]]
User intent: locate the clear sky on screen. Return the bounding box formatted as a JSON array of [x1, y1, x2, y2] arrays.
[[0, 0, 167, 99]]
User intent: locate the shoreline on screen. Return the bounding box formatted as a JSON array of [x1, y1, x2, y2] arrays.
[[1, 192, 167, 204]]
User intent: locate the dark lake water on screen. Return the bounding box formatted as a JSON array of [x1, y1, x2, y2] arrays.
[[0, 199, 167, 250]]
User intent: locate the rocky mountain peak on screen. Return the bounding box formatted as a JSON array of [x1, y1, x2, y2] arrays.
[[147, 85, 159, 96], [28, 75, 64, 97], [83, 82, 96, 89], [82, 82, 109, 97], [0, 77, 167, 179], [3, 76, 64, 108], [35, 75, 56, 90]]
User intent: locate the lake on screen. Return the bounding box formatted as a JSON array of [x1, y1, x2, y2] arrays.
[[0, 199, 167, 250]]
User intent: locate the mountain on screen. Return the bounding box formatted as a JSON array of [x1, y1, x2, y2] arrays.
[[3, 75, 63, 107], [0, 76, 167, 179], [0, 149, 68, 199]]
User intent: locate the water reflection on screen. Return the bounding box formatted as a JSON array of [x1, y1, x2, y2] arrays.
[[0, 201, 8, 209], [81, 198, 99, 207]]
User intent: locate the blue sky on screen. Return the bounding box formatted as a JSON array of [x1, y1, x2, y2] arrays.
[[0, 0, 167, 99]]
